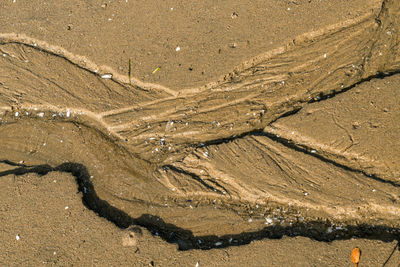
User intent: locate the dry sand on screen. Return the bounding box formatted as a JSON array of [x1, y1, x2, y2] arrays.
[[1, 0, 400, 266]]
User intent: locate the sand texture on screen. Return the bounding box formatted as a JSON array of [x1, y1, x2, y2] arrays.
[[1, 0, 400, 266]]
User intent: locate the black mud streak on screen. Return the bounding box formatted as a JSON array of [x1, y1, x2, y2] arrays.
[[187, 70, 400, 153], [259, 132, 400, 188], [307, 70, 400, 104], [268, 107, 302, 125], [1, 159, 399, 251], [266, 70, 400, 129]]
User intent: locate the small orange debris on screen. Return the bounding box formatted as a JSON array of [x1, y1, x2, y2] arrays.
[[350, 247, 361, 267]]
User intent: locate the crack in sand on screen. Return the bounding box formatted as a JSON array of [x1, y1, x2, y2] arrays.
[[1, 160, 399, 250]]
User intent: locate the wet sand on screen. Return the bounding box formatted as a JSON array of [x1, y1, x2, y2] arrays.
[[1, 0, 400, 266]]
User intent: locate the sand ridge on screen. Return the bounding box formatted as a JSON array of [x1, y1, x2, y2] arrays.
[[1, 4, 399, 163]]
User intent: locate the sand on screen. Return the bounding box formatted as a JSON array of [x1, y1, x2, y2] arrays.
[[1, 0, 400, 266]]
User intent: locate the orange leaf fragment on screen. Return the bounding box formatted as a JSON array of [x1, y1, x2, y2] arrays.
[[350, 247, 361, 267]]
